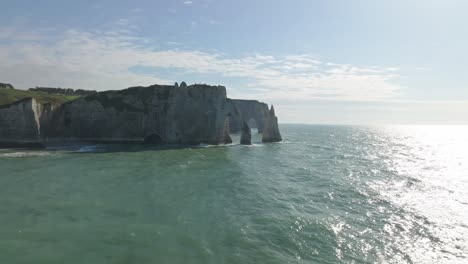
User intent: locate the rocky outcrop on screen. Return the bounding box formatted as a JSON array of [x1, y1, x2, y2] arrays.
[[229, 100, 267, 133], [0, 83, 281, 147], [223, 119, 233, 144], [0, 98, 45, 148], [240, 121, 252, 145], [229, 99, 282, 143], [262, 105, 282, 143], [45, 84, 238, 145]]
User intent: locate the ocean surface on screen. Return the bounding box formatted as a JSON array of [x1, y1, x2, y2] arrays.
[[0, 125, 467, 264]]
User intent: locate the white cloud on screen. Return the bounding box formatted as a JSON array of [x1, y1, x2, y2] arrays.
[[131, 8, 143, 13], [0, 26, 402, 101], [183, 1, 193, 5], [115, 18, 130, 26]]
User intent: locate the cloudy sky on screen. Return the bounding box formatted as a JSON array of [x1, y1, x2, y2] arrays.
[[1, 0, 467, 124]]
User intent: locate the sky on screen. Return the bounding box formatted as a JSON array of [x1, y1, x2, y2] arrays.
[[1, 0, 467, 124]]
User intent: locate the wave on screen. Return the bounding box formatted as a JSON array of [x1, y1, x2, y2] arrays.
[[0, 151, 51, 158]]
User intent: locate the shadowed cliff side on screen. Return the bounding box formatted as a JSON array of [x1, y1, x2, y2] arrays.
[[240, 121, 252, 145], [229, 99, 282, 143], [0, 83, 281, 148], [229, 100, 268, 133], [0, 98, 45, 148], [45, 84, 239, 145], [262, 105, 282, 142]]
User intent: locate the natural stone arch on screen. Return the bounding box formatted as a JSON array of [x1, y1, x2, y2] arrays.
[[228, 100, 267, 134], [222, 118, 251, 145], [222, 100, 252, 145]]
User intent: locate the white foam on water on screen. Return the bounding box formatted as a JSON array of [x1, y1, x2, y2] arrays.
[[0, 151, 51, 158], [78, 145, 100, 153]]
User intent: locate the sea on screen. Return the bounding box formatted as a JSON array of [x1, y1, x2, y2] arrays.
[[0, 124, 467, 264]]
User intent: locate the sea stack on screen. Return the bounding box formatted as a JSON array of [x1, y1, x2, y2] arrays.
[[262, 105, 282, 143]]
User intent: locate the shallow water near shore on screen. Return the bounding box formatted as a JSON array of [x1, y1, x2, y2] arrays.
[[0, 124, 467, 263]]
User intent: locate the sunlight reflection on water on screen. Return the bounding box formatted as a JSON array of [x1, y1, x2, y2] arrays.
[[367, 125, 468, 263]]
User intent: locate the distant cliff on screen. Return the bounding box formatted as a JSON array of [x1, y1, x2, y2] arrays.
[[0, 83, 282, 148], [229, 99, 282, 142], [229, 99, 269, 133]]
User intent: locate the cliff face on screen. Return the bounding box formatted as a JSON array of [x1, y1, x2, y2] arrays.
[[0, 83, 281, 147], [262, 105, 282, 143], [240, 121, 252, 145], [0, 98, 45, 147], [230, 99, 282, 143], [45, 84, 238, 145], [229, 100, 268, 133]]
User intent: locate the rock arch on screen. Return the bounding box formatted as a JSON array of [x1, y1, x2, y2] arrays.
[[228, 100, 266, 134], [223, 101, 252, 145], [228, 99, 281, 143]]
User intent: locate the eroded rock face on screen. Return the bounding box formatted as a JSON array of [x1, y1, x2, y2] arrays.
[[229, 100, 268, 133], [223, 118, 233, 144], [262, 105, 282, 143], [240, 121, 252, 145], [46, 84, 237, 145], [0, 98, 45, 148], [230, 99, 282, 143], [0, 83, 282, 147]]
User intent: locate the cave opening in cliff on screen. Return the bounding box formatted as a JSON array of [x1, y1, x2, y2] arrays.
[[144, 133, 164, 145]]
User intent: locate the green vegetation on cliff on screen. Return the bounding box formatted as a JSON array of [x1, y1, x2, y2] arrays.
[[0, 88, 79, 106]]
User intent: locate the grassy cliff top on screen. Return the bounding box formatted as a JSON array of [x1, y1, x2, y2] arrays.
[[0, 82, 226, 107], [0, 88, 79, 106]]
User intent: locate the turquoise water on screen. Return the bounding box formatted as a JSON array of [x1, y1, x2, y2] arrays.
[[0, 125, 467, 263]]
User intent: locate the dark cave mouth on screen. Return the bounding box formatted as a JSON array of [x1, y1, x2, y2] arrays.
[[144, 133, 164, 145]]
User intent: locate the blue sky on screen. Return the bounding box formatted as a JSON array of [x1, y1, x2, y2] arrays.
[[1, 0, 467, 124]]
